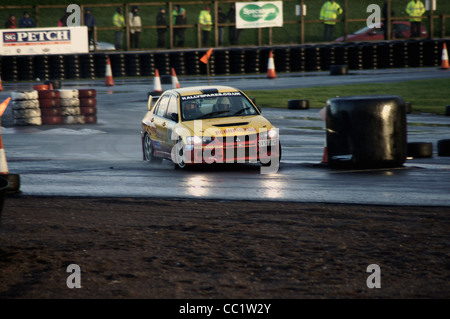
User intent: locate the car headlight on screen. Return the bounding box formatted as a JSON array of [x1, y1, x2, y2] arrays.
[[186, 136, 214, 145], [259, 129, 278, 139]]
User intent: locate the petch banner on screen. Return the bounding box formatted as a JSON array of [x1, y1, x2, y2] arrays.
[[0, 26, 88, 56]]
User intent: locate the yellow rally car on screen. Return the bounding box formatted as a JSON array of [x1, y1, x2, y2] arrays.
[[141, 86, 281, 172]]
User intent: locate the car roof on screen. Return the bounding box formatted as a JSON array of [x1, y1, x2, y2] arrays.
[[164, 86, 240, 97]]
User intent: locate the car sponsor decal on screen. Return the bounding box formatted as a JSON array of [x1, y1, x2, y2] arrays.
[[181, 92, 241, 101]]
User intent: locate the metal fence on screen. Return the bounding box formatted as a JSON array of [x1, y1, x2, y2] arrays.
[[1, 0, 449, 51]]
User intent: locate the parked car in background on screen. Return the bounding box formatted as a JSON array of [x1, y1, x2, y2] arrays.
[[335, 21, 428, 42], [89, 41, 115, 51]]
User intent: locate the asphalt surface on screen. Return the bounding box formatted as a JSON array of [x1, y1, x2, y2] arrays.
[[1, 67, 449, 206]]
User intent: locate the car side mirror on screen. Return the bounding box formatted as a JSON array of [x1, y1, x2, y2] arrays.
[[170, 112, 179, 122], [147, 95, 153, 111]]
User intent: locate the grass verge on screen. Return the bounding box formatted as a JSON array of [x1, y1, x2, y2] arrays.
[[246, 78, 450, 115]]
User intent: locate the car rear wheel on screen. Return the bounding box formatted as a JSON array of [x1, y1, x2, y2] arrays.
[[174, 138, 186, 169], [143, 134, 161, 163]]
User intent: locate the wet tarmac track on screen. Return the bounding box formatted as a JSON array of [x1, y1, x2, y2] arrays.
[[1, 67, 449, 206]]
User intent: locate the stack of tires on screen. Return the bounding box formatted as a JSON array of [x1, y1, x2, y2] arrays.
[[78, 89, 97, 124], [38, 89, 62, 125], [12, 88, 98, 126], [58, 89, 83, 124], [11, 91, 42, 126]]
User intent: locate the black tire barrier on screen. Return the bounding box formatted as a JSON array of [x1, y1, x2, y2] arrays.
[[326, 95, 407, 168], [407, 142, 433, 158], [330, 65, 348, 75], [445, 105, 450, 116], [3, 39, 449, 81], [288, 99, 309, 110], [437, 139, 450, 156]]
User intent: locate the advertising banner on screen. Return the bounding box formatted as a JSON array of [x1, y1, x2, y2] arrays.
[[0, 26, 88, 56], [236, 1, 283, 29]]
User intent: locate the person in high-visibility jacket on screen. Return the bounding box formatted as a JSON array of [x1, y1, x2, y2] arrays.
[[198, 6, 213, 47], [320, 0, 343, 42], [406, 0, 425, 38], [113, 7, 125, 49]]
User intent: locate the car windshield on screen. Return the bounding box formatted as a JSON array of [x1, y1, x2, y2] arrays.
[[180, 92, 259, 121]]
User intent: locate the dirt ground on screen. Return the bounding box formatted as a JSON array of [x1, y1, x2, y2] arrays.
[[0, 194, 448, 299]]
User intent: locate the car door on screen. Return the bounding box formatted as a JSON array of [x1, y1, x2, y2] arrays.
[[162, 94, 179, 153], [151, 94, 170, 156]]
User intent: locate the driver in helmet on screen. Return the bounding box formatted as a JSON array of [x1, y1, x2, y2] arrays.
[[183, 100, 201, 120], [215, 96, 231, 113]]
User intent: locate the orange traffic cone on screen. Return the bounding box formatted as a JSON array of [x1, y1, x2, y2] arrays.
[[105, 57, 114, 86], [267, 51, 276, 79], [441, 43, 449, 70], [153, 69, 162, 93], [321, 146, 328, 164], [171, 68, 180, 89]]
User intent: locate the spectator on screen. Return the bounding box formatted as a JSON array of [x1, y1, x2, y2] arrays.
[[320, 0, 343, 41], [5, 14, 17, 29], [173, 5, 186, 47], [406, 0, 425, 38], [129, 6, 142, 49], [58, 11, 69, 26], [156, 7, 167, 48], [84, 8, 97, 44], [217, 7, 227, 46], [227, 4, 241, 45], [19, 12, 35, 28], [198, 6, 213, 47], [113, 7, 126, 50]]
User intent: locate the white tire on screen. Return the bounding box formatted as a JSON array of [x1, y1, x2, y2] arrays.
[[11, 99, 40, 110], [61, 106, 81, 116], [14, 117, 42, 126], [11, 91, 39, 101], [13, 108, 41, 119], [63, 115, 85, 124], [60, 98, 80, 107], [58, 89, 79, 99]]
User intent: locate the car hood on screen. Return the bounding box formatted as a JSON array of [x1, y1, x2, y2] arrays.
[[179, 115, 275, 137]]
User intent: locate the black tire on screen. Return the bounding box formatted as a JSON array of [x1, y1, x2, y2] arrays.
[[288, 99, 309, 110], [445, 105, 450, 116], [330, 64, 349, 75], [3, 174, 20, 194], [174, 138, 186, 169], [143, 133, 162, 164], [437, 139, 450, 156], [407, 142, 433, 158]]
